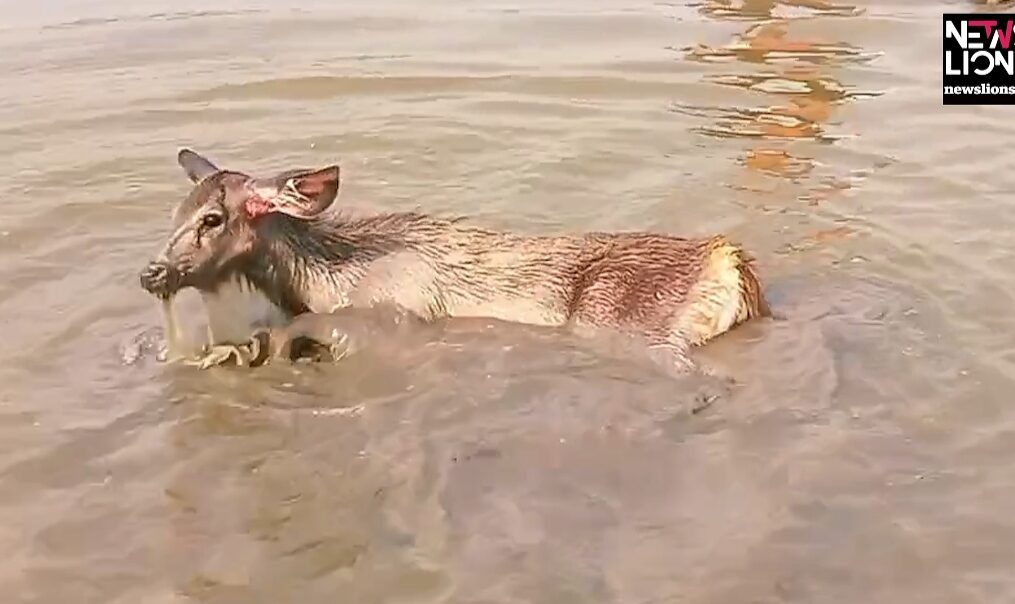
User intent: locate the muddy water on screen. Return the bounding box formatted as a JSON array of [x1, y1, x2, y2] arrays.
[[2, 1, 1015, 602]]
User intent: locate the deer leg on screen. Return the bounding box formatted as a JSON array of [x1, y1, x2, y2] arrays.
[[644, 340, 698, 377], [186, 344, 247, 369], [185, 330, 269, 369]]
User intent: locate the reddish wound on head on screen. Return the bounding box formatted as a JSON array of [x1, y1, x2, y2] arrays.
[[245, 191, 274, 219]]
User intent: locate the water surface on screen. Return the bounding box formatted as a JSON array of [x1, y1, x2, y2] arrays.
[[2, 1, 1015, 602]]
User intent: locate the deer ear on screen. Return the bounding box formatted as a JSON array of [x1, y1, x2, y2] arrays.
[[277, 165, 341, 219], [177, 148, 220, 183], [244, 165, 341, 220]]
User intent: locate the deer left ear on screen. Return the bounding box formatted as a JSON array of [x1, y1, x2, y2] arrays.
[[290, 165, 340, 210], [277, 165, 340, 219], [245, 165, 341, 220]]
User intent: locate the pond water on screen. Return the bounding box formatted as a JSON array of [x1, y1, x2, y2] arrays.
[[2, 1, 1014, 602]]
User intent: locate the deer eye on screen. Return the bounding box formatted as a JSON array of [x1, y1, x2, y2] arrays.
[[202, 213, 224, 228]]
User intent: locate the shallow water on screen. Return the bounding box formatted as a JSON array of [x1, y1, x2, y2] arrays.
[[3, 1, 1015, 602]]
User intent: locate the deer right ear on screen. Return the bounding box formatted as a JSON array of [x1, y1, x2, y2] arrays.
[[177, 148, 220, 183]]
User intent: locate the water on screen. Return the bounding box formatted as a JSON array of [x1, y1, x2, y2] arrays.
[[2, 1, 1015, 602]]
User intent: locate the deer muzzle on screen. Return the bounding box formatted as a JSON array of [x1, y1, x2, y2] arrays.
[[139, 261, 180, 299]]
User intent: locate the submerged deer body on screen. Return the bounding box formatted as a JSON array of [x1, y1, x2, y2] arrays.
[[139, 149, 769, 372]]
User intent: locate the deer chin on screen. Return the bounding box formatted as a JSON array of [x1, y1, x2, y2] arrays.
[[199, 274, 289, 347]]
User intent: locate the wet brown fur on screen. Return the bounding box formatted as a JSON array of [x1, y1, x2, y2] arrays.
[[254, 212, 770, 360]]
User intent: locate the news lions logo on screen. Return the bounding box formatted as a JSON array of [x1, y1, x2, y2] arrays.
[[944, 14, 1015, 104]]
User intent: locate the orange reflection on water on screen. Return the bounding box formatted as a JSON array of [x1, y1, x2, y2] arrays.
[[692, 0, 861, 21], [682, 1, 874, 189]]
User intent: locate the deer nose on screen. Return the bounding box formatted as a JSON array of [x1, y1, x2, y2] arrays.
[[139, 261, 170, 296]]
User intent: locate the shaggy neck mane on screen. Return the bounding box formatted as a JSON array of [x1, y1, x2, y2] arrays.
[[238, 210, 468, 315]]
